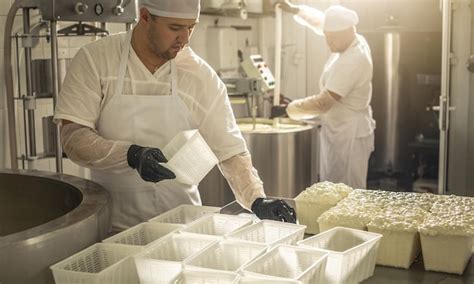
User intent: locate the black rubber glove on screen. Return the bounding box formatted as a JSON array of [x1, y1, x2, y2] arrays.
[[127, 144, 176, 183], [274, 0, 300, 14], [251, 198, 297, 223]]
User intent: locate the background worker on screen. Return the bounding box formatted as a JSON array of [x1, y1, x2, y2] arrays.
[[280, 2, 375, 189]]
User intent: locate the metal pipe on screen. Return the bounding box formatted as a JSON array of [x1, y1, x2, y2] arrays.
[[438, 0, 453, 195], [4, 0, 22, 169], [23, 8, 37, 157], [15, 34, 28, 168], [273, 4, 282, 108], [50, 21, 63, 173]]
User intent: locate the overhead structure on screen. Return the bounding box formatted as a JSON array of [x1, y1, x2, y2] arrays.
[[4, 0, 138, 172]]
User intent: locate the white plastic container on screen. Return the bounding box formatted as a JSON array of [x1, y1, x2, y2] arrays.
[[50, 243, 142, 284], [134, 233, 221, 283], [183, 240, 267, 273], [161, 129, 218, 185], [181, 213, 254, 237], [102, 222, 182, 247], [367, 225, 420, 269], [297, 227, 382, 284], [241, 245, 328, 284], [134, 259, 182, 284], [227, 220, 306, 249], [175, 268, 239, 283], [237, 275, 302, 283], [134, 233, 220, 263], [420, 233, 473, 275], [148, 204, 221, 225]]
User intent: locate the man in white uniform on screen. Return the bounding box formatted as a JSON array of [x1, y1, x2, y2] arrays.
[[54, 0, 296, 232], [282, 3, 375, 189]]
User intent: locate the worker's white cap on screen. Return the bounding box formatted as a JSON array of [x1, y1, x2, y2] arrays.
[[323, 5, 359, 32], [140, 0, 200, 19]]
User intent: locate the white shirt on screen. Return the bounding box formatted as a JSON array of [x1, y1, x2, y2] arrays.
[[320, 34, 375, 138], [55, 32, 247, 161]]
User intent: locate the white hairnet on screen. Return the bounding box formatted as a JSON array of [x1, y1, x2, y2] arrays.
[[140, 0, 200, 19], [323, 5, 359, 32]]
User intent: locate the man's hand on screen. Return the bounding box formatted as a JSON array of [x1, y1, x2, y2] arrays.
[[251, 198, 297, 223], [127, 144, 176, 182], [274, 0, 300, 14]]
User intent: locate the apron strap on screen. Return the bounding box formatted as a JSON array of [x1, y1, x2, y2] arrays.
[[170, 60, 178, 97], [115, 30, 177, 98], [115, 30, 133, 98]]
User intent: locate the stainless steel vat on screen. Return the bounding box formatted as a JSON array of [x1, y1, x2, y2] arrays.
[[199, 118, 319, 206], [0, 169, 110, 284]]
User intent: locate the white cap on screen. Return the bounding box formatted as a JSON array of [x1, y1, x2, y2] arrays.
[[140, 0, 200, 19], [323, 5, 359, 32]]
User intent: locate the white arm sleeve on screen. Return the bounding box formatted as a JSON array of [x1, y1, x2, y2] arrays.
[[286, 90, 337, 120], [218, 152, 266, 210], [61, 122, 132, 172]]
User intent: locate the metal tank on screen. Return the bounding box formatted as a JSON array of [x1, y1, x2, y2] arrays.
[[362, 29, 442, 176], [199, 118, 320, 206], [0, 169, 110, 284]]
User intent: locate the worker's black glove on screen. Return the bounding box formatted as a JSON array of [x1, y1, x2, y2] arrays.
[[274, 0, 300, 14], [251, 198, 297, 223], [127, 144, 176, 183]]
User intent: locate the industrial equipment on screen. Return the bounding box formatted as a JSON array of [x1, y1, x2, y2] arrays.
[[240, 54, 276, 92], [0, 169, 110, 284], [4, 0, 138, 172], [199, 118, 320, 207]]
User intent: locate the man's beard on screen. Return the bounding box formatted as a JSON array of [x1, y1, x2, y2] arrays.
[[147, 29, 177, 60]]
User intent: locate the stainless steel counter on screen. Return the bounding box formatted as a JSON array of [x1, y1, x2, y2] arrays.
[[220, 199, 474, 284]]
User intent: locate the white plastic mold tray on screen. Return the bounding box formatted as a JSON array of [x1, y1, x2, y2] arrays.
[[227, 220, 306, 249], [175, 268, 239, 284], [180, 213, 254, 237], [298, 226, 382, 284], [161, 129, 218, 185], [148, 204, 220, 225], [241, 244, 328, 284], [102, 222, 182, 247], [133, 233, 221, 283], [50, 243, 142, 284], [183, 239, 267, 273]]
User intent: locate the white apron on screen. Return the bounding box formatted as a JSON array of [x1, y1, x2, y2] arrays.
[[91, 31, 201, 231], [318, 56, 374, 189]]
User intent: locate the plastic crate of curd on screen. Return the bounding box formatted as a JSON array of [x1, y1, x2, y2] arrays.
[[419, 209, 474, 275]]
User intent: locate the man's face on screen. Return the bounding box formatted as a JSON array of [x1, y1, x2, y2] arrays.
[[324, 28, 354, 53], [146, 14, 198, 60]]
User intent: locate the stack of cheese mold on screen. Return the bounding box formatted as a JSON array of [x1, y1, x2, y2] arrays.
[[419, 195, 474, 274], [295, 181, 353, 234]]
